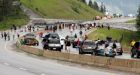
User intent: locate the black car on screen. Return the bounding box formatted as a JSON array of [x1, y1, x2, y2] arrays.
[[43, 33, 62, 51], [79, 40, 97, 55], [131, 42, 140, 58]]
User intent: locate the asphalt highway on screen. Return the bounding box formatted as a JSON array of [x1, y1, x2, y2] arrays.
[[0, 32, 135, 75]]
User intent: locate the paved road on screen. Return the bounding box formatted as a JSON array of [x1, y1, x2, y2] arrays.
[[0, 30, 136, 75], [82, 17, 137, 31], [32, 27, 134, 60]]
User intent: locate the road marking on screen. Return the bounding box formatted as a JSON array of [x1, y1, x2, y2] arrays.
[[4, 63, 10, 66], [19, 67, 27, 71], [40, 73, 46, 75]]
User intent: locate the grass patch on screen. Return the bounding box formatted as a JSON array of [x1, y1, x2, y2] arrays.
[[20, 0, 103, 20], [88, 28, 140, 51], [0, 10, 29, 30], [126, 19, 136, 23]]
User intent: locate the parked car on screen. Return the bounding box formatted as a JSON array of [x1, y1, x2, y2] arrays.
[[109, 42, 123, 55], [95, 44, 116, 57], [43, 33, 62, 51], [79, 40, 97, 55], [131, 42, 140, 58], [24, 38, 39, 46]]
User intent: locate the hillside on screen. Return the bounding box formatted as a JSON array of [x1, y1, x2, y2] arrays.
[[21, 0, 103, 20], [0, 11, 29, 30]]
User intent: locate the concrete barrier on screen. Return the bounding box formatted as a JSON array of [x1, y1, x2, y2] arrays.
[[131, 60, 140, 73], [56, 52, 70, 61], [79, 55, 93, 65], [16, 42, 140, 74], [69, 53, 81, 63], [94, 56, 110, 67], [109, 58, 133, 72], [43, 50, 58, 59]]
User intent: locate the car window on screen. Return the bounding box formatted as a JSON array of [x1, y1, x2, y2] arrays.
[[83, 42, 95, 45], [50, 34, 59, 39]]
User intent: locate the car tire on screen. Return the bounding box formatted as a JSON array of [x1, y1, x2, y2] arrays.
[[119, 52, 123, 55], [111, 55, 115, 58], [136, 53, 139, 58], [58, 48, 61, 52], [131, 53, 135, 58]]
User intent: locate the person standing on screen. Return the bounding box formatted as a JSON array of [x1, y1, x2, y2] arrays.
[[65, 39, 71, 53], [74, 33, 77, 38], [1, 32, 3, 38], [104, 44, 110, 57], [130, 39, 136, 47], [60, 39, 64, 50], [13, 34, 15, 40], [4, 32, 7, 41], [84, 34, 88, 40], [17, 33, 20, 38], [32, 26, 35, 32], [79, 30, 83, 36], [8, 34, 10, 41]]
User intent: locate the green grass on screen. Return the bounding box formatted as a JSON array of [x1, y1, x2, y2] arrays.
[[21, 0, 103, 20], [88, 28, 140, 51], [126, 19, 136, 23], [0, 11, 29, 30]]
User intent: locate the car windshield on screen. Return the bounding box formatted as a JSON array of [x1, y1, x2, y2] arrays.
[[83, 41, 95, 46], [69, 36, 75, 39], [49, 39, 60, 44], [50, 34, 59, 39]]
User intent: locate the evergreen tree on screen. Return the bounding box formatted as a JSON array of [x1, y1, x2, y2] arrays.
[[93, 1, 99, 11], [0, 0, 19, 21], [100, 2, 106, 13], [80, 0, 86, 4], [88, 0, 94, 9], [137, 6, 140, 30]]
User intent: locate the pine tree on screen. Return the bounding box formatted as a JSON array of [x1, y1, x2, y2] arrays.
[[137, 6, 140, 30], [88, 0, 94, 9], [80, 0, 86, 4], [100, 2, 106, 13], [93, 1, 99, 11], [0, 0, 15, 21]]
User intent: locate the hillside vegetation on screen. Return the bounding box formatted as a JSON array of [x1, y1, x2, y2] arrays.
[[21, 0, 103, 20], [0, 0, 29, 30]]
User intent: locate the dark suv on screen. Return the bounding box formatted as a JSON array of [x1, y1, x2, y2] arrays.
[[42, 33, 62, 51], [131, 42, 140, 58], [79, 40, 97, 55]]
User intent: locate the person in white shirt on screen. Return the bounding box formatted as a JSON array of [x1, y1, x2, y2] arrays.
[[104, 44, 111, 56], [60, 36, 65, 50]]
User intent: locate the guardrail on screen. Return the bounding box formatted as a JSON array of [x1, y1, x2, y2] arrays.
[[16, 42, 140, 74]]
